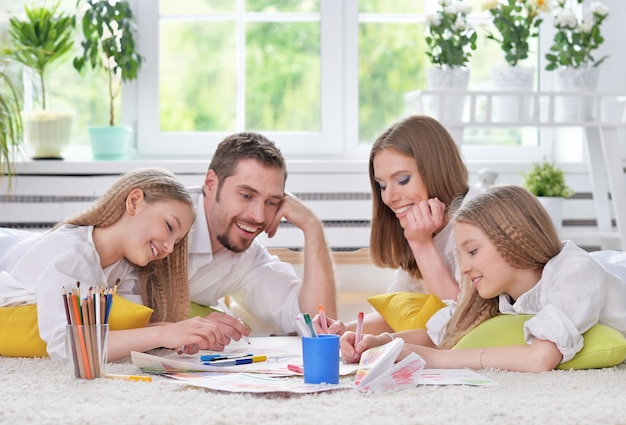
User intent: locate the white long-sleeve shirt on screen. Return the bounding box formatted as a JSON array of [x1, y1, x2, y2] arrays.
[[186, 188, 302, 332], [0, 226, 138, 362], [427, 241, 626, 363]]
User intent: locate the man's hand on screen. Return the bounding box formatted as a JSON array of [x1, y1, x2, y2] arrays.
[[265, 192, 318, 238]]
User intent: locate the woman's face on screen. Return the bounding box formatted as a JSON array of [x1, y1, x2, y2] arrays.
[[372, 148, 429, 228], [126, 197, 195, 267]]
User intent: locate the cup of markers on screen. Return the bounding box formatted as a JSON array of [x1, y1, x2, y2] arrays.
[[297, 311, 340, 385]]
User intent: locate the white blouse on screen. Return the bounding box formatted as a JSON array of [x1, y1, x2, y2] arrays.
[[0, 226, 137, 362]]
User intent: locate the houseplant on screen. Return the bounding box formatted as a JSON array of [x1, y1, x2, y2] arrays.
[[7, 2, 75, 159], [521, 159, 574, 232], [424, 0, 477, 122], [0, 57, 24, 189], [545, 0, 609, 121], [73, 0, 144, 160], [482, 0, 549, 122]]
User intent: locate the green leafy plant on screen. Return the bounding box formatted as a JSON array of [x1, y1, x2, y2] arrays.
[[7, 2, 75, 110], [521, 159, 574, 198], [424, 0, 477, 68], [545, 0, 609, 70], [482, 0, 549, 67], [73, 0, 144, 126], [0, 58, 24, 189]]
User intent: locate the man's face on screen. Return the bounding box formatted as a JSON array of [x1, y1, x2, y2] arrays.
[[203, 159, 285, 253]]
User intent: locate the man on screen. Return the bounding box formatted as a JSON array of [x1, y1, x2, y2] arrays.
[[186, 132, 337, 351]]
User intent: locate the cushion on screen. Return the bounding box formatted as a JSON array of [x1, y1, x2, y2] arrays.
[[189, 302, 220, 318], [452, 314, 626, 370], [0, 294, 153, 358], [367, 292, 446, 332]]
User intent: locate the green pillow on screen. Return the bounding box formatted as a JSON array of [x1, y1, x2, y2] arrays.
[[367, 292, 446, 332], [453, 314, 626, 370]]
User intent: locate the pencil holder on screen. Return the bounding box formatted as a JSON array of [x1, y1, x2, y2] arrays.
[[301, 334, 340, 384], [66, 324, 109, 379]]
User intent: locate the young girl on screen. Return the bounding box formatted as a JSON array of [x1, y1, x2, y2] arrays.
[[0, 168, 230, 362], [319, 115, 483, 334], [341, 185, 626, 372]]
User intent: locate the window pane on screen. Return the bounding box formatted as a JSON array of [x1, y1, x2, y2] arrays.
[[160, 21, 237, 131], [359, 0, 423, 14], [358, 22, 427, 143], [246, 0, 319, 13], [159, 0, 235, 15], [246, 22, 319, 131]]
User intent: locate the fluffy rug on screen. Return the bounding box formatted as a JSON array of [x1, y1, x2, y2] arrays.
[[1, 354, 625, 425]]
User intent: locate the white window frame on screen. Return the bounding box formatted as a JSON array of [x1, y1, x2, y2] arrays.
[[128, 0, 584, 163]]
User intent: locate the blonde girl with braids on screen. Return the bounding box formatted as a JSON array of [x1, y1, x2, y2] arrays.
[[0, 168, 227, 362], [341, 186, 626, 372]]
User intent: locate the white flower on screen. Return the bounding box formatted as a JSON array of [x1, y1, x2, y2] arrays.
[[578, 20, 593, 33], [453, 16, 467, 31], [481, 0, 500, 11], [529, 0, 550, 13], [438, 0, 453, 6], [554, 8, 577, 28], [453, 2, 473, 15], [425, 13, 442, 27], [589, 1, 609, 17]]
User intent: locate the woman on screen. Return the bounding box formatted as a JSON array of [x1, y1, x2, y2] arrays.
[[318, 115, 482, 334], [341, 185, 626, 372]]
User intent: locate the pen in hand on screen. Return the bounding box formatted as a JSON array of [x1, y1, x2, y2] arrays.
[[217, 297, 251, 344], [353, 311, 364, 361]]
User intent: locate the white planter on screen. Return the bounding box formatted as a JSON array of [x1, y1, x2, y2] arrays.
[[555, 66, 599, 122], [22, 110, 73, 159], [537, 196, 564, 234], [426, 66, 470, 124], [491, 66, 535, 123]]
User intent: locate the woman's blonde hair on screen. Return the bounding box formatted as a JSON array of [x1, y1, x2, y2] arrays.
[[439, 185, 562, 348], [369, 115, 469, 279], [58, 168, 194, 323]]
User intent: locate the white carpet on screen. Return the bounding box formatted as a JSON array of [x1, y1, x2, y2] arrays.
[[1, 353, 625, 425]]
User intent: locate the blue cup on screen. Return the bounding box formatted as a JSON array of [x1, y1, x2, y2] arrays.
[[301, 334, 340, 384]]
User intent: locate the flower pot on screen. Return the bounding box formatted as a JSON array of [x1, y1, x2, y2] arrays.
[[88, 126, 133, 160], [426, 66, 470, 124], [537, 196, 564, 234], [22, 110, 73, 160], [555, 66, 599, 122], [491, 65, 535, 123]]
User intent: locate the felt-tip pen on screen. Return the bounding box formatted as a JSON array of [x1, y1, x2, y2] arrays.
[[205, 355, 267, 366], [200, 353, 254, 362]]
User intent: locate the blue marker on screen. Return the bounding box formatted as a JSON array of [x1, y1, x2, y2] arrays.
[[200, 353, 253, 362], [205, 355, 267, 366]]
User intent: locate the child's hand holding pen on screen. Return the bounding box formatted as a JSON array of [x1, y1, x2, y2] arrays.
[[217, 297, 251, 344]]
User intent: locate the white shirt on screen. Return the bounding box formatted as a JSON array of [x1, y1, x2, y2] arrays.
[[427, 241, 626, 363], [499, 241, 626, 362], [186, 188, 301, 332], [0, 226, 138, 362]]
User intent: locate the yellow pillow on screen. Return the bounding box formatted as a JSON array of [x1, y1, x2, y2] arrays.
[[367, 292, 446, 332], [452, 314, 626, 370], [0, 294, 153, 358]]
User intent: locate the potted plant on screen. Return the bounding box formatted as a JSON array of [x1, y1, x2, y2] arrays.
[[73, 0, 144, 160], [545, 0, 609, 121], [7, 2, 75, 160], [521, 159, 574, 232], [481, 0, 549, 122], [0, 57, 24, 190], [424, 0, 477, 122]]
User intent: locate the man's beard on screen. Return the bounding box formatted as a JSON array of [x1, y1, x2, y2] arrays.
[[216, 231, 252, 253]]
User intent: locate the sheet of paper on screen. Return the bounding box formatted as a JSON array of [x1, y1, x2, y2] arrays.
[[166, 372, 352, 393], [419, 368, 498, 386], [131, 336, 358, 376]]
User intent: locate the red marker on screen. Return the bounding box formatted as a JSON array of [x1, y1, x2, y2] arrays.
[[318, 304, 328, 334], [288, 364, 304, 374], [353, 311, 364, 361]]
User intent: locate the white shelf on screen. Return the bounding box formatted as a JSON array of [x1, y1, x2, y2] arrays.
[[408, 90, 626, 250]]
